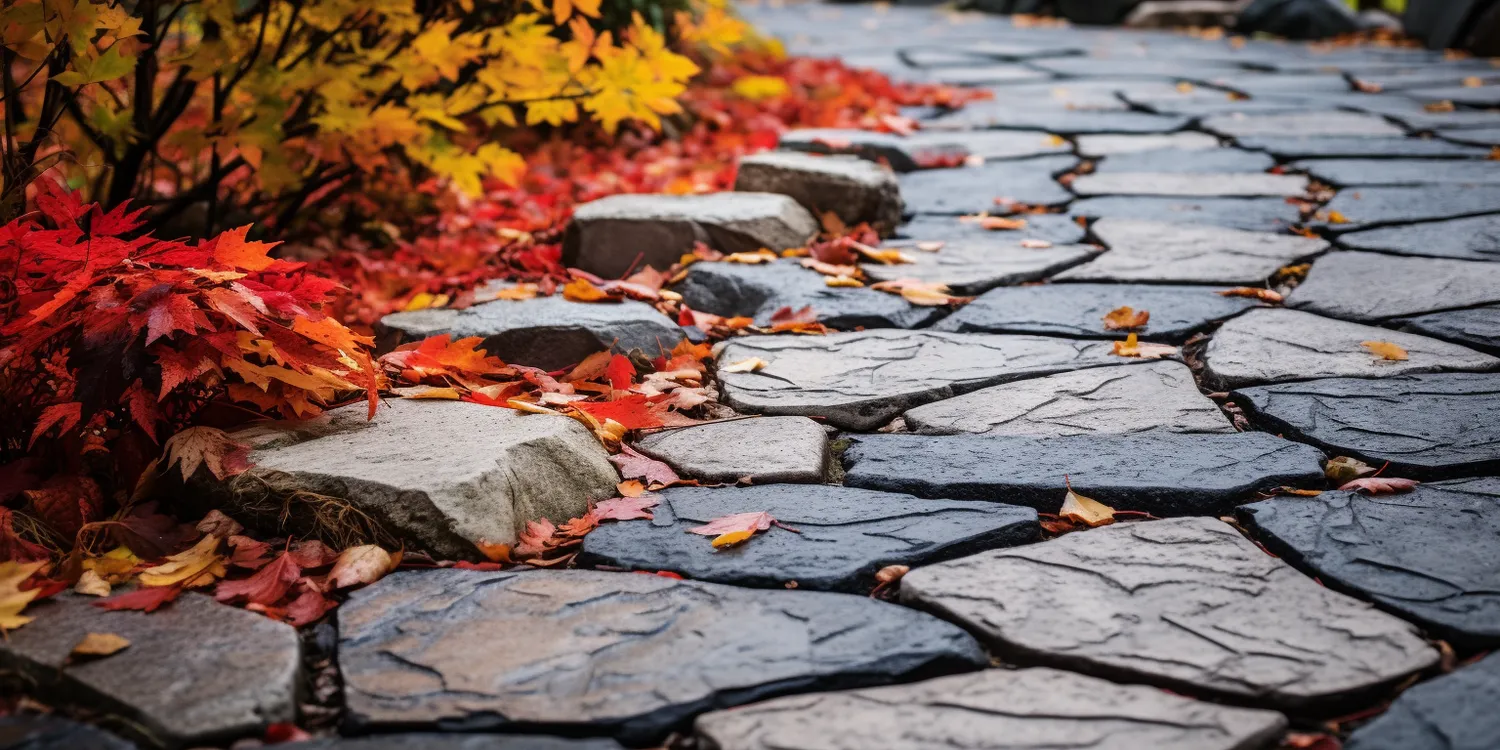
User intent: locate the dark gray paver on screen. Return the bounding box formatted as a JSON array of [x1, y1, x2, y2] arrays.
[[778, 128, 1068, 171], [1027, 56, 1243, 80], [672, 259, 943, 330], [1437, 126, 1500, 147], [1295, 159, 1500, 186], [0, 716, 136, 750], [929, 106, 1190, 135], [635, 416, 829, 484], [894, 212, 1087, 245], [734, 152, 903, 232], [866, 239, 1098, 296], [924, 64, 1053, 86], [1343, 653, 1500, 750], [898, 155, 1078, 214], [1069, 196, 1302, 232], [1237, 135, 1491, 159], [1339, 214, 1500, 262], [1058, 218, 1327, 284], [1398, 305, 1500, 355], [1407, 84, 1500, 108], [1310, 185, 1500, 231], [933, 282, 1260, 342], [1075, 132, 1221, 157], [1094, 147, 1275, 174], [1288, 251, 1500, 321], [1201, 110, 1405, 138], [1071, 172, 1308, 198]]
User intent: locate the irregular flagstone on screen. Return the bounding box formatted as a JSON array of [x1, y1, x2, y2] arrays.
[[898, 156, 1077, 214], [1211, 72, 1353, 96], [842, 431, 1324, 516], [1232, 373, 1500, 477], [634, 416, 829, 484], [1295, 158, 1500, 186], [866, 238, 1098, 296], [1287, 251, 1500, 321], [1407, 83, 1500, 108], [1339, 214, 1500, 262], [1398, 305, 1500, 355], [1057, 218, 1327, 284], [1310, 185, 1500, 231], [1343, 653, 1500, 750], [338, 569, 987, 743], [929, 106, 1191, 135], [1437, 126, 1500, 148], [219, 399, 618, 558], [0, 593, 299, 747], [692, 667, 1289, 750], [1241, 477, 1500, 648], [922, 64, 1053, 86], [1028, 56, 1243, 80], [672, 259, 943, 329], [733, 152, 903, 233], [563, 193, 818, 278], [904, 361, 1233, 437], [1069, 196, 1302, 232], [0, 715, 136, 750], [1094, 147, 1275, 174], [1075, 131, 1222, 157], [287, 737, 624, 750], [1201, 308, 1500, 389], [1070, 172, 1310, 197], [1237, 135, 1491, 160], [933, 282, 1260, 342], [900, 518, 1439, 710], [715, 330, 1125, 431], [963, 79, 1149, 112], [894, 212, 1087, 245], [1201, 110, 1405, 138], [1130, 97, 1313, 119], [578, 485, 1038, 592], [777, 128, 1067, 172]]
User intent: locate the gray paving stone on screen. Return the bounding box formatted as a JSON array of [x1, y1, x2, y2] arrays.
[[933, 282, 1260, 342], [1437, 126, 1500, 147], [969, 79, 1155, 112], [1340, 215, 1500, 261], [900, 518, 1439, 709], [715, 330, 1125, 431], [1057, 218, 1327, 284], [287, 737, 623, 750], [1241, 477, 1500, 648], [1398, 305, 1500, 355], [924, 65, 1054, 86], [929, 106, 1190, 135], [338, 569, 987, 744], [894, 212, 1087, 245], [867, 238, 1098, 296], [0, 715, 135, 750], [1295, 158, 1500, 186], [778, 129, 1068, 171], [1397, 112, 1500, 132], [1069, 196, 1302, 232], [1232, 372, 1500, 478], [673, 259, 943, 329], [1075, 132, 1222, 157], [898, 156, 1077, 213], [1311, 185, 1500, 231], [1407, 84, 1500, 108], [1211, 73, 1353, 96], [1071, 172, 1309, 197], [1028, 56, 1243, 80], [692, 667, 1289, 750], [0, 593, 299, 748], [1202, 308, 1500, 389], [734, 152, 902, 233], [1201, 110, 1406, 138], [578, 485, 1038, 592], [1094, 148, 1275, 174], [842, 431, 1324, 516], [1288, 251, 1500, 321], [1343, 652, 1500, 750], [1133, 97, 1314, 118], [634, 416, 829, 484], [1237, 135, 1491, 159]]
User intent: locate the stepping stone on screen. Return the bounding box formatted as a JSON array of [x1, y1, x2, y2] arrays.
[[1310, 185, 1500, 231], [1094, 147, 1275, 174], [923, 65, 1053, 86], [1212, 72, 1353, 96], [1407, 83, 1500, 108], [894, 212, 1087, 245], [1069, 197, 1301, 232], [1028, 56, 1242, 80], [563, 193, 819, 278], [220, 399, 618, 558], [900, 43, 1081, 66], [842, 431, 1324, 516], [1071, 172, 1309, 197], [1201, 111, 1405, 138], [1057, 218, 1327, 284], [899, 518, 1439, 710], [1241, 477, 1500, 648], [1343, 653, 1500, 750], [1340, 215, 1500, 262], [0, 715, 135, 750], [905, 361, 1233, 437], [930, 106, 1190, 135], [933, 283, 1260, 342], [1287, 252, 1500, 321], [1237, 135, 1491, 160], [1295, 158, 1500, 186], [578, 485, 1038, 592], [1233, 373, 1500, 478], [866, 239, 1097, 297], [1075, 131, 1222, 157], [898, 156, 1077, 214], [715, 330, 1123, 431], [1130, 98, 1313, 119], [778, 129, 1068, 172], [289, 737, 624, 750], [338, 569, 987, 744], [962, 79, 1148, 112], [692, 667, 1289, 750], [379, 293, 683, 371], [1398, 305, 1500, 355], [672, 259, 942, 330], [634, 416, 829, 484], [1202, 308, 1500, 389], [734, 152, 903, 233], [1438, 126, 1500, 148], [0, 593, 300, 747]]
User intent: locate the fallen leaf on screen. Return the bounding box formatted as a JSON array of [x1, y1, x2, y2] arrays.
[[801, 258, 859, 277], [492, 283, 539, 301], [1278, 487, 1324, 497], [75, 570, 111, 597], [195, 510, 243, 539], [163, 427, 251, 481], [0, 561, 45, 631], [1325, 456, 1377, 484], [617, 479, 646, 497], [722, 249, 779, 264], [1102, 306, 1150, 331], [1111, 332, 1178, 359], [1059, 485, 1116, 527], [1465, 76, 1484, 87], [561, 277, 618, 302], [915, 241, 945, 252], [137, 535, 225, 588], [869, 279, 970, 306], [593, 495, 661, 522], [215, 551, 301, 605], [767, 305, 827, 334], [283, 585, 336, 626], [978, 216, 1026, 230], [824, 275, 863, 287], [1019, 238, 1052, 248], [290, 540, 339, 568], [1325, 210, 1349, 224], [1361, 340, 1409, 361], [721, 357, 767, 373], [1217, 287, 1284, 302], [819, 210, 848, 235], [227, 535, 273, 569], [515, 518, 557, 556], [610, 444, 681, 487], [395, 385, 462, 400], [329, 545, 396, 589], [875, 564, 909, 584], [71, 632, 130, 658], [605, 354, 636, 391], [94, 584, 182, 613], [572, 395, 664, 430], [1340, 477, 1420, 494], [687, 511, 774, 547], [853, 245, 914, 265]]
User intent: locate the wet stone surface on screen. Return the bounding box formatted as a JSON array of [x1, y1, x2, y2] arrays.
[[1310, 185, 1500, 231], [928, 106, 1191, 136], [866, 238, 1098, 296], [1288, 251, 1500, 321], [1075, 132, 1222, 157], [1058, 218, 1327, 284], [1069, 196, 1303, 232], [898, 156, 1078, 214], [0, 715, 136, 750], [933, 282, 1261, 341], [1092, 147, 1275, 174], [635, 416, 829, 484], [673, 259, 943, 329], [1342, 653, 1500, 750], [1236, 135, 1491, 159], [893, 212, 1087, 245], [1201, 111, 1406, 138], [1070, 172, 1309, 198], [1294, 158, 1500, 186], [1338, 214, 1500, 262], [1397, 305, 1500, 355]]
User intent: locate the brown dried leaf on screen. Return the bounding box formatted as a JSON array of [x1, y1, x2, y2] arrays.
[[1101, 306, 1149, 331], [1340, 477, 1420, 494], [71, 632, 130, 658]]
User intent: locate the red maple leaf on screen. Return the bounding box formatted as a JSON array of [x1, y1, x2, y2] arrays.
[[572, 395, 664, 430], [605, 354, 636, 390], [95, 585, 183, 613], [214, 551, 301, 606]]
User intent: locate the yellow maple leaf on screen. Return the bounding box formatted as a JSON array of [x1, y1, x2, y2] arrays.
[[0, 561, 45, 633], [137, 535, 226, 588], [1060, 485, 1116, 527], [1362, 341, 1409, 361]]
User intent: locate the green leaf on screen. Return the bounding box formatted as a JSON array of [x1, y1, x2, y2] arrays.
[[53, 45, 136, 87]]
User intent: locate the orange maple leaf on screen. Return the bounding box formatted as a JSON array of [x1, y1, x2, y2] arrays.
[[211, 226, 280, 271]]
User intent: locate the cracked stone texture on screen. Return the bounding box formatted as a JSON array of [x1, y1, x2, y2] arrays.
[[842, 431, 1324, 516], [714, 330, 1125, 431], [672, 259, 942, 330], [1075, 132, 1221, 157], [1408, 83, 1500, 107], [1028, 57, 1242, 80], [1398, 305, 1500, 355], [1232, 373, 1500, 478], [866, 239, 1098, 297], [893, 212, 1088, 246], [1339, 215, 1500, 262], [1287, 251, 1500, 321], [224, 399, 617, 558], [1069, 197, 1302, 232], [0, 716, 136, 750], [578, 485, 1038, 592], [928, 106, 1191, 135], [1294, 159, 1500, 186], [563, 193, 819, 278], [898, 156, 1078, 214], [0, 593, 299, 748], [634, 416, 829, 484], [1236, 135, 1491, 159], [1093, 148, 1275, 174], [378, 293, 683, 371], [933, 282, 1260, 341], [904, 361, 1233, 437], [1071, 172, 1309, 198], [1240, 477, 1500, 648], [1201, 111, 1406, 138], [1057, 218, 1327, 284], [900, 518, 1439, 710], [1310, 186, 1500, 232], [1201, 308, 1500, 389], [337, 569, 987, 744], [776, 128, 1068, 172], [1343, 653, 1500, 750], [287, 737, 625, 750], [692, 667, 1289, 750], [734, 152, 903, 233]]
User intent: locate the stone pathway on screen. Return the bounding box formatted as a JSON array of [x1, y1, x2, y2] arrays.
[[11, 3, 1500, 748]]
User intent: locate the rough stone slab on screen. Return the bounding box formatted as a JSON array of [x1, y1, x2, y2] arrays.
[[1310, 185, 1500, 232], [929, 106, 1191, 135], [1202, 308, 1500, 389], [1398, 305, 1500, 355], [734, 152, 903, 233], [563, 193, 819, 278], [1095, 148, 1275, 174], [842, 431, 1325, 516], [672, 259, 942, 330], [1437, 126, 1500, 148], [692, 667, 1289, 750], [0, 593, 299, 748], [933, 282, 1260, 342], [1287, 251, 1500, 321], [867, 239, 1098, 297], [905, 361, 1232, 437], [900, 518, 1439, 710], [777, 129, 1067, 171], [961, 79, 1148, 112], [1069, 196, 1302, 232], [923, 64, 1053, 86], [1407, 83, 1500, 108], [715, 330, 1125, 431], [1241, 477, 1500, 647], [1237, 135, 1491, 160], [226, 399, 618, 558], [634, 416, 829, 484], [1132, 97, 1314, 119], [1028, 56, 1243, 80], [338, 569, 987, 744], [578, 485, 1038, 592], [0, 716, 136, 750], [1233, 373, 1500, 478], [894, 212, 1087, 245], [1076, 132, 1222, 157], [1057, 218, 1327, 284], [1343, 652, 1500, 750], [1071, 172, 1309, 197], [1297, 158, 1500, 186], [1339, 214, 1500, 262], [1212, 73, 1354, 96], [1201, 111, 1405, 138], [287, 737, 624, 750], [898, 156, 1077, 214]]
